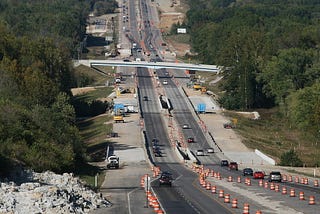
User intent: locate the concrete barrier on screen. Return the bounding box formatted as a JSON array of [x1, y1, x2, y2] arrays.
[[185, 147, 198, 164], [174, 146, 186, 162], [255, 149, 275, 165]]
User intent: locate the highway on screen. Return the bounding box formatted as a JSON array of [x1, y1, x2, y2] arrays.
[[137, 67, 233, 214], [135, 0, 233, 213], [113, 0, 320, 213]]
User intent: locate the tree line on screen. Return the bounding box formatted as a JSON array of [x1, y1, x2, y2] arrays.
[[0, 0, 117, 174], [185, 0, 320, 137]]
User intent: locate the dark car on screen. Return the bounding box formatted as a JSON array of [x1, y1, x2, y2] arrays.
[[253, 171, 265, 179], [143, 96, 148, 101], [228, 162, 238, 170], [243, 168, 253, 176], [159, 172, 173, 186], [220, 160, 229, 167], [187, 137, 195, 143], [152, 138, 159, 146], [268, 171, 282, 182], [153, 147, 161, 157], [152, 145, 160, 153]]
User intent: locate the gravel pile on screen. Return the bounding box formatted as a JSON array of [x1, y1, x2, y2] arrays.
[[0, 171, 111, 213]]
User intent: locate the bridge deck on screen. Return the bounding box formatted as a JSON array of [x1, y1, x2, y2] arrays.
[[75, 60, 221, 73]]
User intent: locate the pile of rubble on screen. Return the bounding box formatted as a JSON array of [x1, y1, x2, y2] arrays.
[[0, 171, 111, 213]]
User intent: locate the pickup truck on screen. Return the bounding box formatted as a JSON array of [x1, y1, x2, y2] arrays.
[[107, 155, 119, 169]]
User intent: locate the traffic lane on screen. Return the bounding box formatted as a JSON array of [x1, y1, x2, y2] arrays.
[[139, 69, 228, 213], [138, 69, 207, 213], [128, 0, 139, 41], [153, 185, 197, 214], [144, 113, 177, 164], [163, 81, 221, 164], [154, 163, 233, 214], [205, 164, 320, 213], [140, 92, 174, 163], [161, 80, 222, 165], [212, 164, 320, 195]]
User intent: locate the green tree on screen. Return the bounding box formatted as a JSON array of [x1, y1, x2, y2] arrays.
[[287, 82, 320, 134], [260, 48, 313, 106]]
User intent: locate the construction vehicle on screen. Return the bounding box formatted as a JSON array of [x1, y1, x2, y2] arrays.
[[192, 82, 207, 93], [193, 82, 202, 90], [113, 103, 125, 123], [114, 115, 124, 123]]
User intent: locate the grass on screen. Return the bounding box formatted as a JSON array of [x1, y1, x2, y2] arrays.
[[223, 109, 320, 167], [77, 114, 113, 144], [73, 64, 115, 86], [76, 114, 113, 188], [74, 87, 115, 188], [75, 161, 107, 190], [165, 33, 190, 44], [74, 87, 114, 102]]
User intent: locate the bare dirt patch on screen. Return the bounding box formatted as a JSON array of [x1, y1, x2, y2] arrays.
[[166, 37, 190, 57], [156, 0, 191, 58], [158, 12, 184, 32]]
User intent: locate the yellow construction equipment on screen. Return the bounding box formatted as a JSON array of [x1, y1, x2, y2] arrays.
[[193, 83, 201, 90], [113, 115, 124, 123], [113, 104, 125, 123]]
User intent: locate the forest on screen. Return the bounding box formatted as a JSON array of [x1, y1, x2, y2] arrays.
[[0, 0, 117, 174], [185, 0, 320, 138]]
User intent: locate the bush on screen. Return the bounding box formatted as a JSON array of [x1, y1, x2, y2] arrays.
[[73, 99, 109, 117], [280, 149, 303, 167]]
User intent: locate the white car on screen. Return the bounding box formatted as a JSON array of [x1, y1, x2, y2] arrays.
[[182, 124, 189, 129], [163, 80, 168, 85], [207, 148, 214, 153], [196, 150, 204, 156]]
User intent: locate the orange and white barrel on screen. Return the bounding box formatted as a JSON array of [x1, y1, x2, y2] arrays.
[[243, 203, 250, 214], [309, 196, 316, 205], [219, 190, 224, 198], [290, 188, 295, 197], [282, 186, 287, 195], [237, 176, 241, 183], [211, 186, 217, 194], [299, 192, 305, 200], [232, 198, 238, 208], [224, 194, 230, 203]]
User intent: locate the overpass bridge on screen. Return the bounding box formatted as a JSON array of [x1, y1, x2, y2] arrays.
[[75, 60, 221, 73]]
